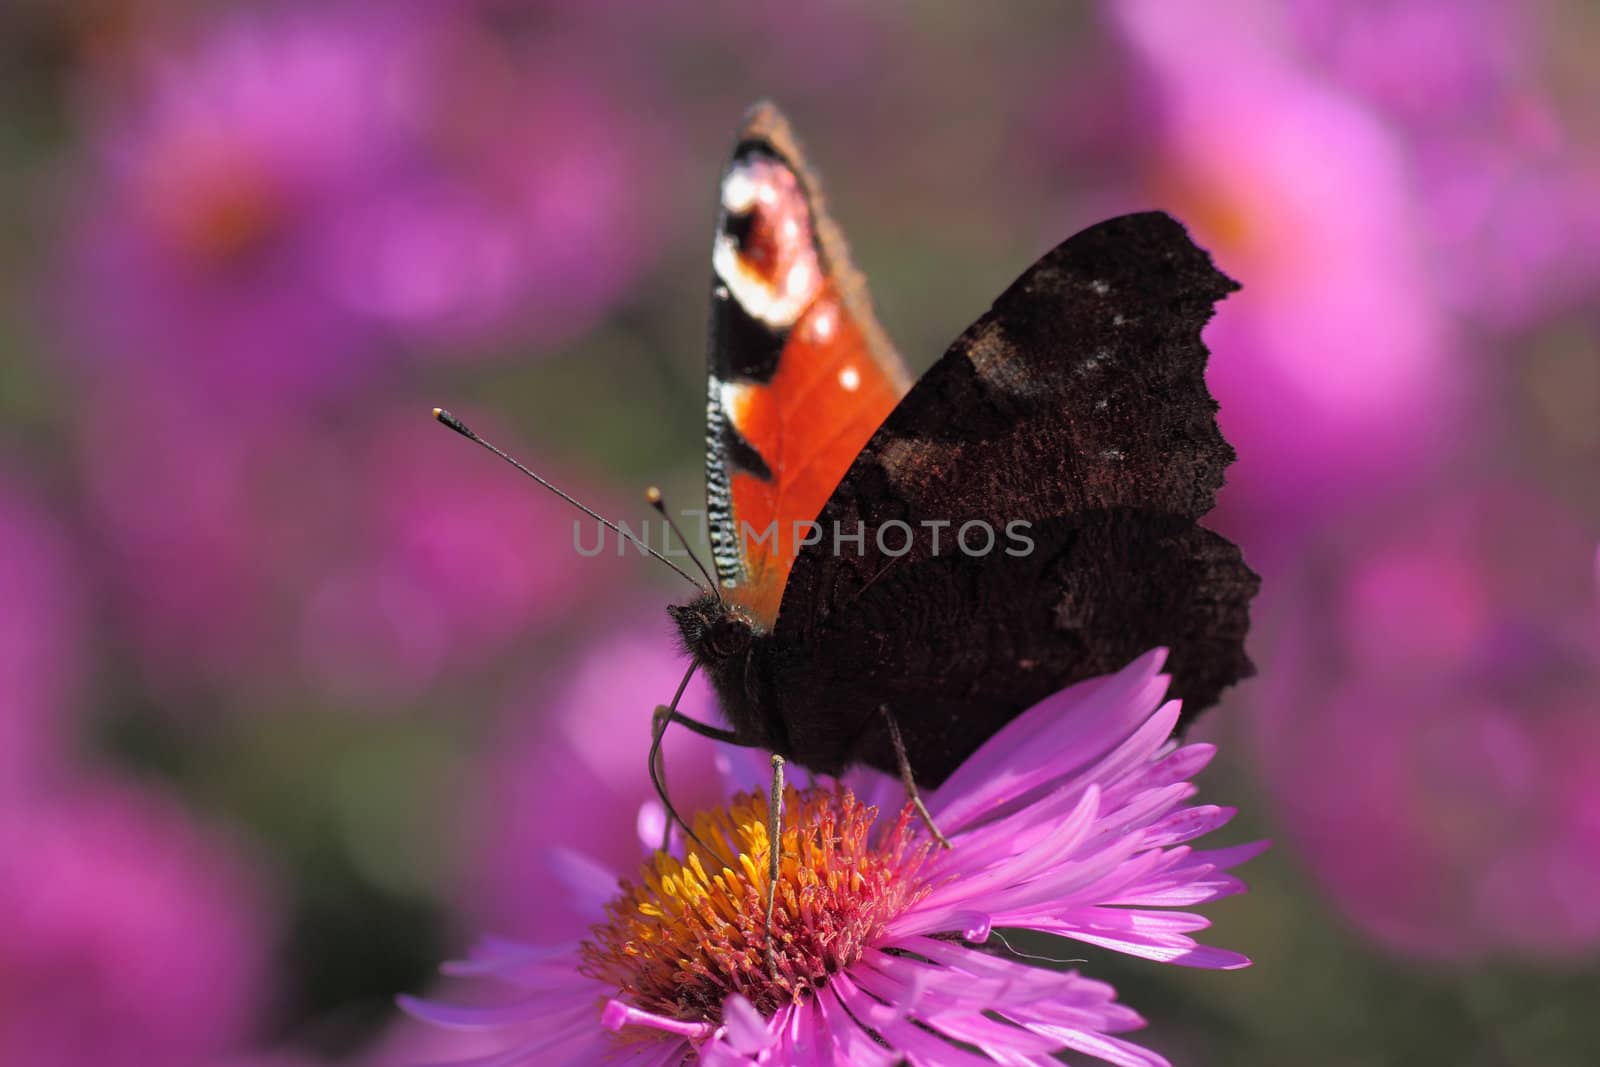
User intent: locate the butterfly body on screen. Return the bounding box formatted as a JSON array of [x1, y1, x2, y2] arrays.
[[673, 103, 1257, 787]]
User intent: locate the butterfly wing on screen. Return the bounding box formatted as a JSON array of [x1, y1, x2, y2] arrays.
[[771, 211, 1258, 782], [704, 102, 912, 626]]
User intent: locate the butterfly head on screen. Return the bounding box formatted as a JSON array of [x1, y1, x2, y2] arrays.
[[669, 592, 760, 667]]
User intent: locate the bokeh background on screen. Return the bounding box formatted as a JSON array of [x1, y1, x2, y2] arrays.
[[2, 1, 1598, 1064]]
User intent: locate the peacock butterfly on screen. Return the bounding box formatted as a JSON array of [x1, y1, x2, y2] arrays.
[[666, 101, 1258, 788]]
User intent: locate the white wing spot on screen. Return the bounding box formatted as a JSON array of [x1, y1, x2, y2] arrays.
[[711, 156, 823, 328], [720, 380, 758, 428], [1074, 348, 1112, 378], [713, 234, 817, 328], [785, 261, 816, 299], [1090, 279, 1110, 295], [1112, 314, 1126, 326], [722, 169, 758, 213], [1101, 448, 1125, 461]]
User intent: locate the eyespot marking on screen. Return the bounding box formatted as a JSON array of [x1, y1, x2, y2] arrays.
[[713, 156, 822, 329]]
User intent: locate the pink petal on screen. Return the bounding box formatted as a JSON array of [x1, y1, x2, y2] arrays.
[[1125, 742, 1217, 793], [397, 992, 587, 1029], [1035, 925, 1253, 969], [545, 847, 620, 911], [932, 651, 1171, 831], [1098, 781, 1198, 832], [1188, 839, 1272, 870], [931, 1011, 1068, 1056], [901, 786, 1104, 923], [768, 1000, 835, 1067], [1140, 805, 1238, 848], [438, 941, 576, 979], [814, 982, 898, 1067], [720, 994, 775, 1055], [1027, 1023, 1172, 1067]]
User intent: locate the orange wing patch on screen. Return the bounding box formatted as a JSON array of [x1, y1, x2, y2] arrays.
[[705, 103, 911, 626], [724, 284, 904, 622]]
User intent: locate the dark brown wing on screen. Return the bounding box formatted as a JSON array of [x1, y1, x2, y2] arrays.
[[769, 211, 1257, 783]]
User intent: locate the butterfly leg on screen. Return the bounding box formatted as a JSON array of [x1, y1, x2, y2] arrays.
[[653, 706, 742, 744], [650, 703, 747, 849], [879, 706, 953, 850], [647, 662, 749, 853], [648, 706, 745, 852], [649, 705, 714, 854], [764, 753, 785, 978]]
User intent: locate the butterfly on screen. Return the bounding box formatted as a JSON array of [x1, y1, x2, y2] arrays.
[[662, 101, 1259, 790]]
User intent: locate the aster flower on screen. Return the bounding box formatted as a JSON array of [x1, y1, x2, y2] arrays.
[[0, 475, 85, 794], [0, 778, 275, 1067], [405, 650, 1262, 1065], [1284, 0, 1600, 329], [1110, 0, 1459, 539], [465, 622, 727, 943], [1286, 0, 1529, 127], [79, 400, 612, 704], [1258, 483, 1600, 960], [57, 4, 657, 401]]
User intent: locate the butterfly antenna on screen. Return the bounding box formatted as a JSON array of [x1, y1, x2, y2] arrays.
[[645, 486, 721, 600], [432, 408, 704, 591]]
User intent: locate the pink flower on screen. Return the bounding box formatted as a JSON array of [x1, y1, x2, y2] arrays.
[[0, 778, 275, 1067], [407, 651, 1263, 1065], [1278, 680, 1600, 960], [291, 412, 616, 704], [1112, 0, 1461, 539], [79, 397, 611, 706], [56, 4, 657, 401], [1257, 484, 1600, 960], [461, 620, 728, 944], [0, 476, 86, 793], [1287, 0, 1529, 126], [1285, 0, 1600, 328]]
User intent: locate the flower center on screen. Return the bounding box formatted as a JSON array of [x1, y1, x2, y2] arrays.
[[580, 784, 932, 1023], [141, 137, 286, 266], [1152, 173, 1256, 258]]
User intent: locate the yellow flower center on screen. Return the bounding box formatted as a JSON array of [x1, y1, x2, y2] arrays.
[[580, 784, 932, 1023]]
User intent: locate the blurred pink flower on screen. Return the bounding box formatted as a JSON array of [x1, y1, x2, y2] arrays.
[[1419, 141, 1600, 330], [0, 475, 86, 792], [1287, 0, 1527, 126], [360, 1014, 504, 1067], [56, 3, 656, 400], [292, 412, 618, 703], [0, 778, 276, 1067], [414, 651, 1263, 1066], [1282, 681, 1600, 960], [461, 619, 726, 943], [218, 1053, 326, 1067], [1113, 0, 1461, 541], [1258, 483, 1600, 960], [1285, 0, 1600, 329], [81, 395, 614, 706]]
